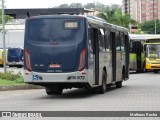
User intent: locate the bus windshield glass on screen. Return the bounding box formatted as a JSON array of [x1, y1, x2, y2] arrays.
[[27, 19, 82, 43], [8, 49, 21, 55], [146, 44, 160, 58]]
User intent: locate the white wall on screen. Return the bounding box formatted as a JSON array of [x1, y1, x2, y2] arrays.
[[0, 30, 24, 48]]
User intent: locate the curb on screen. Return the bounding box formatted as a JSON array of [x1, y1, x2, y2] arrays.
[[0, 84, 44, 91]]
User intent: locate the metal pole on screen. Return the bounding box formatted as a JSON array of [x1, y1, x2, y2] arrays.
[[2, 0, 6, 72]]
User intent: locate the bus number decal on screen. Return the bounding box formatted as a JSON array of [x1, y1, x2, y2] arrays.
[[67, 76, 85, 80]]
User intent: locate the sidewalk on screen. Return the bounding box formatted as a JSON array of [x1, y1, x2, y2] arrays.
[[0, 84, 44, 91]]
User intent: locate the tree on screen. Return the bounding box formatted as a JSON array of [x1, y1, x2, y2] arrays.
[[84, 3, 96, 9], [97, 8, 138, 29], [113, 10, 138, 28], [58, 4, 69, 8], [94, 2, 107, 11], [0, 10, 13, 25], [141, 20, 160, 34], [69, 3, 83, 8], [97, 8, 116, 23]]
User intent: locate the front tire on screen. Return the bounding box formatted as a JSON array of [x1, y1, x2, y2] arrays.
[[153, 70, 158, 73], [99, 71, 107, 94], [116, 81, 122, 88]]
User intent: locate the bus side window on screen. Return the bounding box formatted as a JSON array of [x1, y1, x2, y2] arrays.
[[120, 33, 125, 52], [104, 29, 111, 51], [88, 28, 93, 52], [116, 32, 121, 51], [99, 28, 105, 51]]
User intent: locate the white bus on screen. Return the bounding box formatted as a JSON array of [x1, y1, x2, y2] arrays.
[[24, 15, 129, 95]]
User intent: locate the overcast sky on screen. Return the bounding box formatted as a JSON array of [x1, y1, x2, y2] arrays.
[[5, 0, 122, 9]]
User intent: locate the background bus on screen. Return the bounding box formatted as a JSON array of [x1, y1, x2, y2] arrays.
[[24, 15, 129, 95], [8, 48, 23, 68], [130, 34, 160, 73], [0, 49, 8, 67]]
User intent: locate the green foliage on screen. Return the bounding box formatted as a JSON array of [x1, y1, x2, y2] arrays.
[[97, 8, 117, 23], [57, 2, 117, 12], [70, 3, 83, 8], [0, 79, 25, 86], [14, 76, 24, 83], [58, 4, 69, 8], [0, 10, 13, 24], [0, 71, 22, 81], [97, 9, 138, 29], [141, 20, 160, 34], [135, 29, 144, 34]]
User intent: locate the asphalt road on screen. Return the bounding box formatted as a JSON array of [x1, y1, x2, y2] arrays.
[[0, 69, 160, 119]]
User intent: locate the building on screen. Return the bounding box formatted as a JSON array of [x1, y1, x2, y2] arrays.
[[122, 0, 130, 14], [122, 0, 160, 23]]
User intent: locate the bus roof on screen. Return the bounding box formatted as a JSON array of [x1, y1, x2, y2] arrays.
[[129, 34, 160, 41], [26, 15, 128, 33]]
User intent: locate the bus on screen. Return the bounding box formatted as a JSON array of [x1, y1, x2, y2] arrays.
[[0, 48, 8, 67], [24, 15, 129, 95], [8, 48, 23, 68], [130, 34, 160, 73]]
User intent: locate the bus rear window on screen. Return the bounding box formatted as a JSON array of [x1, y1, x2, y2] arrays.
[[65, 21, 78, 29], [27, 19, 82, 42]]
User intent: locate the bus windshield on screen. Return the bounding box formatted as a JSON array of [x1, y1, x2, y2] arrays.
[[27, 19, 82, 43], [146, 44, 160, 58], [8, 48, 21, 55]]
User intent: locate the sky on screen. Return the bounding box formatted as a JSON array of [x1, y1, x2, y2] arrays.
[[5, 0, 122, 9]]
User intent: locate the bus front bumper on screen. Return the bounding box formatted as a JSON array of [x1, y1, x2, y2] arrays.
[[8, 61, 23, 66], [146, 64, 160, 70]]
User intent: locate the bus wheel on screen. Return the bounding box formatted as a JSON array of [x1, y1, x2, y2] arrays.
[[99, 71, 106, 94], [142, 63, 146, 73], [45, 86, 63, 95], [116, 81, 122, 88], [17, 66, 23, 68], [153, 70, 158, 73]]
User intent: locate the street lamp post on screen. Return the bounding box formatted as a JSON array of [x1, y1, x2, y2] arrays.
[[153, 0, 156, 34], [1, 0, 6, 72]]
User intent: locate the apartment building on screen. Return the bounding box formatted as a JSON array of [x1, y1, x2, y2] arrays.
[[122, 0, 160, 23]]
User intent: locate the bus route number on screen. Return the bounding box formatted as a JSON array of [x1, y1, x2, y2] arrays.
[[68, 76, 85, 80]]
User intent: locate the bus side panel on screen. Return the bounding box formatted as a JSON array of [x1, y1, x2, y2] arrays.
[[0, 50, 3, 65], [129, 53, 137, 70], [106, 52, 112, 84], [116, 51, 123, 81], [125, 35, 129, 79]]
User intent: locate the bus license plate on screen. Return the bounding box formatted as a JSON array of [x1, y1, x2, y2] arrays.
[[49, 64, 61, 68], [155, 66, 160, 68]]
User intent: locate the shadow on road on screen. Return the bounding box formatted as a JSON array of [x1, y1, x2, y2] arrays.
[[129, 71, 154, 74], [37, 86, 120, 99]]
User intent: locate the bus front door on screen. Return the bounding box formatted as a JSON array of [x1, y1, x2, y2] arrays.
[[111, 32, 116, 82], [91, 28, 99, 85], [135, 42, 142, 70]]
